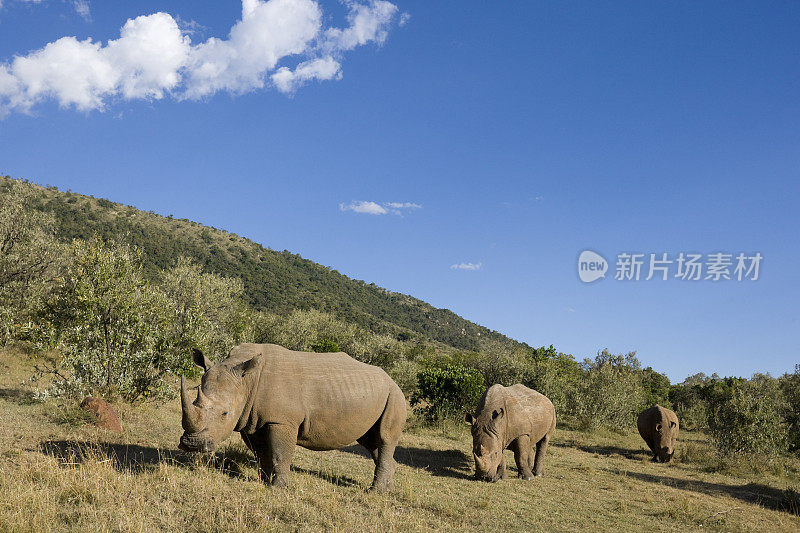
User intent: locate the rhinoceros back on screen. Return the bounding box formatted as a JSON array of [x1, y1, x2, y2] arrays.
[[235, 343, 397, 450]]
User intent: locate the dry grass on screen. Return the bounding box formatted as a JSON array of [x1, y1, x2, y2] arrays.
[[1, 349, 798, 532]]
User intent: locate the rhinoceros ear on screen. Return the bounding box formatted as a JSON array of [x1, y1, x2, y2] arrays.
[[491, 408, 504, 421], [192, 349, 212, 372], [465, 413, 475, 425], [231, 356, 261, 379]]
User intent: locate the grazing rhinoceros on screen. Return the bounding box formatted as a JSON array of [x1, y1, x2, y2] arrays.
[[637, 404, 679, 463], [179, 343, 406, 491], [465, 384, 556, 482]]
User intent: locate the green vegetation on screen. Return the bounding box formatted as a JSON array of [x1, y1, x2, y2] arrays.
[[1, 175, 799, 464], [412, 362, 485, 422], [3, 176, 518, 352]]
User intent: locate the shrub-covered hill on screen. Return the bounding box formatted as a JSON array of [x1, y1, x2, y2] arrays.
[[3, 176, 526, 352]]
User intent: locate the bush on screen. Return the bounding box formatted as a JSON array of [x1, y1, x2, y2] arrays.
[[37, 236, 181, 401], [669, 374, 745, 431], [523, 345, 581, 418], [709, 375, 788, 456], [780, 366, 800, 451], [0, 179, 62, 342], [567, 350, 646, 430], [310, 339, 340, 353], [160, 256, 251, 364], [412, 362, 485, 422], [253, 309, 403, 368]]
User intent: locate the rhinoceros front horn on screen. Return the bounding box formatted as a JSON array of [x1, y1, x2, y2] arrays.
[[180, 376, 202, 432]]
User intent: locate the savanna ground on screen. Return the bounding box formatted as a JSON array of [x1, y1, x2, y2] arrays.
[[1, 348, 798, 532]]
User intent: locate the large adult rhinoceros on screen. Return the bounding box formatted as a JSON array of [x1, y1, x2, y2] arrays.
[[179, 343, 407, 491]]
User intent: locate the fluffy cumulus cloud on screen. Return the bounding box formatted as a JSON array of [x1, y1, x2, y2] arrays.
[[0, 0, 401, 116], [450, 262, 482, 271], [339, 200, 421, 216]]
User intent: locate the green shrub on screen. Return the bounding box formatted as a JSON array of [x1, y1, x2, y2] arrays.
[[160, 256, 251, 364], [412, 362, 485, 422], [524, 345, 581, 418], [253, 309, 403, 368], [780, 366, 800, 452], [568, 350, 646, 430], [37, 236, 180, 401], [310, 339, 340, 353], [709, 375, 788, 456]]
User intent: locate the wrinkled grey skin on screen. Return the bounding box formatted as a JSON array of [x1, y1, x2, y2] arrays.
[[465, 384, 556, 482], [180, 343, 407, 491], [637, 404, 679, 463]]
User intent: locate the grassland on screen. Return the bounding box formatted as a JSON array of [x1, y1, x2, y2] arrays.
[[1, 348, 798, 532]]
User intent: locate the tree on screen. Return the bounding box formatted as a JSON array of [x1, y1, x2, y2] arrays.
[[568, 350, 646, 430], [39, 236, 177, 401], [160, 256, 250, 366], [709, 375, 788, 456], [640, 367, 671, 407], [0, 179, 62, 340], [412, 362, 485, 422]]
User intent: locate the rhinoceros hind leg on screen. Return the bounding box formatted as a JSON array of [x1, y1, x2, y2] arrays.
[[532, 432, 550, 477], [363, 388, 405, 492]]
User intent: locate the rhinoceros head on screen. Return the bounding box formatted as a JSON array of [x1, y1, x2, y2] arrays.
[[654, 418, 678, 462], [465, 408, 505, 482], [179, 349, 259, 453]]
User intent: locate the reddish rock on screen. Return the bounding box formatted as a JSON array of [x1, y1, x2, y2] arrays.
[[80, 397, 122, 432]]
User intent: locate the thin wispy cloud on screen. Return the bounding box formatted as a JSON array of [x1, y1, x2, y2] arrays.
[[0, 0, 402, 116], [340, 200, 421, 216], [72, 0, 90, 21], [339, 201, 387, 215], [1, 0, 91, 21], [450, 262, 482, 271]]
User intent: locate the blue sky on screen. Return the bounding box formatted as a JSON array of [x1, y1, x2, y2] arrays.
[[1, 1, 798, 381]]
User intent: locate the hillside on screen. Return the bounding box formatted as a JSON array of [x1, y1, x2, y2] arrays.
[[2, 176, 527, 353]]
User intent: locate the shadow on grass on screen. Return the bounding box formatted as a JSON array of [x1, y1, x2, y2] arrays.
[[0, 387, 38, 405], [340, 445, 473, 480], [621, 470, 800, 516], [39, 440, 249, 479], [565, 443, 650, 461], [291, 466, 362, 488]]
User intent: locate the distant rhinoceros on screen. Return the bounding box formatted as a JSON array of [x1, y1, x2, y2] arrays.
[[179, 343, 406, 491], [637, 404, 679, 463], [465, 384, 556, 481]]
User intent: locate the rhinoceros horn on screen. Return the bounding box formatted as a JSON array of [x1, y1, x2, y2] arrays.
[[181, 376, 202, 432]]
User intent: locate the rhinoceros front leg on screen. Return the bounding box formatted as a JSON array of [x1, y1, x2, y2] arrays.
[[263, 424, 297, 488], [512, 435, 534, 480], [241, 431, 273, 483]]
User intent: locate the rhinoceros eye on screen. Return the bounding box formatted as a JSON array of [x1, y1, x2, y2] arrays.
[[222, 411, 228, 417]]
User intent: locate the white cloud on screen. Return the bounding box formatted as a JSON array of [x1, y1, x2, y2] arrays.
[[340, 201, 388, 215], [340, 200, 421, 216], [384, 202, 420, 209], [450, 262, 482, 271], [271, 56, 341, 94], [3, 13, 189, 112], [2, 0, 91, 20], [0, 0, 402, 115], [398, 12, 410, 27], [72, 0, 90, 21], [323, 0, 397, 52]]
